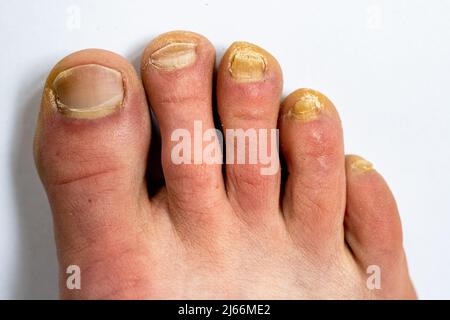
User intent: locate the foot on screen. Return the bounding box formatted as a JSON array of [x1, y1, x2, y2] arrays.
[[34, 31, 416, 299]]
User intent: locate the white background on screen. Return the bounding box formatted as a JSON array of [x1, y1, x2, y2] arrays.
[[0, 0, 449, 299]]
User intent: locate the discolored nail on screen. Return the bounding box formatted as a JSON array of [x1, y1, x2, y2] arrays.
[[349, 155, 375, 173], [150, 42, 197, 70], [288, 90, 324, 121], [52, 64, 124, 119], [228, 42, 267, 82]]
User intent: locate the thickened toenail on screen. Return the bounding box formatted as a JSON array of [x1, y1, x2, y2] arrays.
[[289, 90, 323, 121], [228, 42, 267, 82], [150, 42, 197, 70], [350, 156, 375, 173], [52, 64, 124, 119]]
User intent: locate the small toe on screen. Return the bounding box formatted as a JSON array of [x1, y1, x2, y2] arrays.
[[345, 155, 416, 298]]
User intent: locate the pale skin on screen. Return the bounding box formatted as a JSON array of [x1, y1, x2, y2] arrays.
[[34, 31, 416, 299]]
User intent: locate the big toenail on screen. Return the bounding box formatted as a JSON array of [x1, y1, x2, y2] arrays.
[[289, 90, 323, 121], [228, 42, 267, 82], [350, 156, 375, 173], [52, 64, 124, 119], [150, 42, 197, 70]]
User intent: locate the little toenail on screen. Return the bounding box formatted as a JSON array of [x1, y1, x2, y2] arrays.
[[228, 42, 267, 82], [52, 64, 124, 119], [289, 91, 323, 121], [150, 42, 197, 70], [350, 156, 375, 173]]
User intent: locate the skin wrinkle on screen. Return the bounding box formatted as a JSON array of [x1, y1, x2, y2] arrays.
[[284, 194, 342, 252]]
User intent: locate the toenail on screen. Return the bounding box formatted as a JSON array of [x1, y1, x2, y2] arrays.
[[288, 90, 324, 121], [52, 64, 124, 119], [350, 156, 375, 173], [228, 42, 267, 82], [150, 42, 197, 70]]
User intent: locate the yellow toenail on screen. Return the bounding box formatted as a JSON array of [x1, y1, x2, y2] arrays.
[[228, 42, 267, 82], [150, 42, 197, 70], [288, 91, 323, 121], [350, 156, 375, 173], [52, 64, 124, 119]]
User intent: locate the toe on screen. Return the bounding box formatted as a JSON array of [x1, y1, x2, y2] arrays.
[[141, 31, 227, 216], [34, 49, 152, 294], [345, 155, 416, 298], [216, 42, 283, 221], [345, 155, 402, 256], [280, 89, 346, 249]]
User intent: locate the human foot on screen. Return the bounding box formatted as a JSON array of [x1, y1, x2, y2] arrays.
[[34, 31, 416, 299]]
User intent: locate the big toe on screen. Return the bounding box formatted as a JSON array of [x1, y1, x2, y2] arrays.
[[34, 49, 152, 297]]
